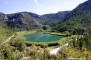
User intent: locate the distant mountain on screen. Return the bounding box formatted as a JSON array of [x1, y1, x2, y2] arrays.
[[57, 0, 91, 34], [0, 11, 71, 31], [40, 11, 70, 25], [6, 11, 70, 30], [7, 12, 42, 30]]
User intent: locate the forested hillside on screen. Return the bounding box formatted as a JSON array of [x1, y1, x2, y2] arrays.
[[40, 11, 70, 25], [57, 0, 91, 34]]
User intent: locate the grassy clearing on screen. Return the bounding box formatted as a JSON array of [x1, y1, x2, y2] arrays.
[[14, 31, 36, 41]]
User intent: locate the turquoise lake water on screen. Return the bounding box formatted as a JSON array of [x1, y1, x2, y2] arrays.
[[25, 33, 64, 42]]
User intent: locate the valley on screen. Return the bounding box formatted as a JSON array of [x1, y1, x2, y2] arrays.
[[0, 0, 91, 60]]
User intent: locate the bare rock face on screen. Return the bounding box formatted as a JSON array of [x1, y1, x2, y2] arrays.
[[0, 12, 8, 22]]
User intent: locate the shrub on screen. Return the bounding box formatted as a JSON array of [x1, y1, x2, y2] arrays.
[[0, 44, 14, 60], [10, 39, 26, 52]]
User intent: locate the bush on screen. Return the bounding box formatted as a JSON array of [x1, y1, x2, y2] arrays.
[[0, 44, 14, 60], [42, 25, 51, 31], [10, 39, 26, 52]]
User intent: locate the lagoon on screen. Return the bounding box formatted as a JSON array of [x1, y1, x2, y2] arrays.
[[25, 33, 64, 42]]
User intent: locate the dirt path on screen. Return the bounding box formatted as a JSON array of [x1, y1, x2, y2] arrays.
[[50, 47, 61, 55], [49, 43, 69, 55], [0, 34, 15, 46]]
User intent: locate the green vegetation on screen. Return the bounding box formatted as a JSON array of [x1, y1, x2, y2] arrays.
[[71, 33, 91, 50], [60, 33, 91, 60], [0, 44, 14, 60], [10, 39, 26, 52], [0, 23, 13, 43], [56, 1, 91, 35], [0, 27, 91, 60], [42, 25, 51, 31], [57, 10, 91, 35], [0, 0, 91, 60]]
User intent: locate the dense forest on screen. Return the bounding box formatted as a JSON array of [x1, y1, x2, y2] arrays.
[[56, 0, 91, 35]]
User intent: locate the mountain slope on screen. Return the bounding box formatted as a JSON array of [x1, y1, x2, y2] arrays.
[[7, 12, 42, 30], [41, 11, 70, 25], [57, 0, 91, 34], [0, 11, 70, 31], [6, 11, 70, 30]]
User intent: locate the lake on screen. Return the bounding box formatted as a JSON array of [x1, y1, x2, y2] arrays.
[[25, 33, 64, 42]]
